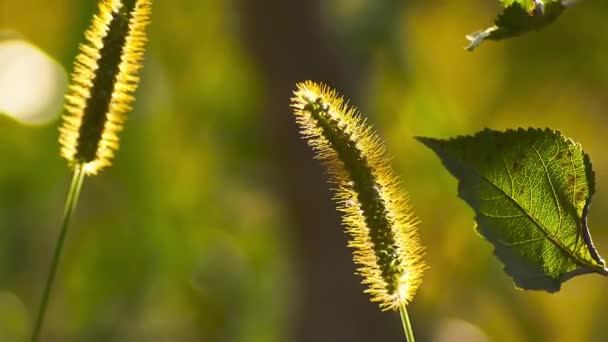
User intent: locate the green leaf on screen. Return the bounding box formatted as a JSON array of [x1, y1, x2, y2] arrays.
[[466, 1, 566, 51], [500, 0, 538, 13], [418, 128, 608, 292]]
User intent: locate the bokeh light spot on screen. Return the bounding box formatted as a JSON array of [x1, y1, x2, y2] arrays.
[[0, 37, 67, 125]]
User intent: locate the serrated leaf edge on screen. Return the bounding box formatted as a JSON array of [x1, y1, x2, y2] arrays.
[[417, 128, 608, 278]]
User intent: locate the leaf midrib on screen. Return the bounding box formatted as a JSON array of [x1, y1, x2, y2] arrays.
[[466, 155, 592, 271]]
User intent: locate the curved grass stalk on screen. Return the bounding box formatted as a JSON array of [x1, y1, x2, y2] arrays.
[[291, 81, 426, 338]]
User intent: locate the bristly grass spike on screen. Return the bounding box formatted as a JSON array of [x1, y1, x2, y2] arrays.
[[291, 81, 425, 341], [59, 0, 152, 175], [32, 2, 152, 341]]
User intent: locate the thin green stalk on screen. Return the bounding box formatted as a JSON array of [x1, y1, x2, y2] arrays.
[[399, 301, 416, 342], [31, 165, 86, 342]]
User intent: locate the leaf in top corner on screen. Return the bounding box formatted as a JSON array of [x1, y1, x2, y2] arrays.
[[418, 128, 607, 292], [466, 1, 567, 51], [500, 0, 537, 13]]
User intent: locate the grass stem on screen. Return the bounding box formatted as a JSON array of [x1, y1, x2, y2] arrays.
[[399, 301, 416, 342], [31, 165, 86, 342]]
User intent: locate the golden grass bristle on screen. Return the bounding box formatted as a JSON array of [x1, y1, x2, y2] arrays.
[[291, 81, 426, 310], [59, 0, 152, 175]]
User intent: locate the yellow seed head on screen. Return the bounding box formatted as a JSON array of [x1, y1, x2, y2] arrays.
[[59, 0, 152, 175], [291, 81, 426, 310]]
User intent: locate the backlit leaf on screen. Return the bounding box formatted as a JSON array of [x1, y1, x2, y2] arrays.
[[419, 128, 608, 291], [500, 0, 537, 14], [466, 1, 567, 51]]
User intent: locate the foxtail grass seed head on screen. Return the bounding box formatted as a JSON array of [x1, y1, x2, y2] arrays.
[[59, 0, 152, 175], [291, 81, 426, 310]]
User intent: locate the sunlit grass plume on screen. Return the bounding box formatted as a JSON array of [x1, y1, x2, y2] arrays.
[[32, 1, 152, 341], [291, 81, 425, 341], [60, 0, 151, 175]]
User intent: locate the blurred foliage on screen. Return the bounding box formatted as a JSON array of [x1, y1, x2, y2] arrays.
[[1, 0, 608, 341]]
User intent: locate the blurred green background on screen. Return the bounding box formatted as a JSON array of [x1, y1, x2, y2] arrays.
[[2, 0, 608, 341]]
